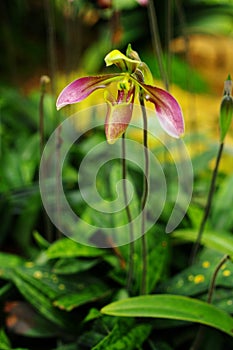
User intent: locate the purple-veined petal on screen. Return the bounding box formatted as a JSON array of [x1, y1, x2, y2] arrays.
[[56, 74, 120, 110], [139, 83, 185, 138], [104, 89, 135, 144]]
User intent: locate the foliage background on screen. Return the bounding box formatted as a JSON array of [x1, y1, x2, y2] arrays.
[[1, 0, 233, 349]]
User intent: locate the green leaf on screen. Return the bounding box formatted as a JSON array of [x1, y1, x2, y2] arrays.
[[92, 318, 151, 350], [146, 228, 169, 293], [12, 272, 74, 331], [53, 344, 77, 350], [211, 174, 233, 231], [160, 249, 233, 297], [52, 258, 99, 275], [53, 278, 109, 311], [171, 229, 233, 258], [0, 329, 11, 349], [0, 283, 13, 300], [101, 295, 233, 337], [108, 227, 169, 294], [33, 231, 50, 250], [46, 238, 106, 259], [201, 288, 233, 314], [83, 308, 102, 323], [0, 253, 26, 280]]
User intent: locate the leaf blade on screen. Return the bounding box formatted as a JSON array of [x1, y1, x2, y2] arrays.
[[101, 294, 233, 337], [172, 229, 233, 258]]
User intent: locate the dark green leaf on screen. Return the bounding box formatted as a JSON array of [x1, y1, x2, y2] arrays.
[[46, 238, 106, 259], [0, 253, 26, 280], [53, 279, 109, 311], [12, 273, 74, 331], [52, 258, 99, 275], [92, 318, 151, 350], [160, 249, 233, 297]]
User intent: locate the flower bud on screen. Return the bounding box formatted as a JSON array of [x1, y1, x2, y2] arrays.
[[219, 77, 233, 142]]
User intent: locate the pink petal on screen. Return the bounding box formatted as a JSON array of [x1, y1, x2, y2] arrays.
[[136, 0, 148, 6], [141, 83, 185, 138], [56, 74, 120, 110]]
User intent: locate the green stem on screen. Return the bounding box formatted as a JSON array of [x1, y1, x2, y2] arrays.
[[39, 75, 52, 243], [39, 82, 45, 156], [44, 0, 57, 96], [190, 254, 229, 350], [56, 124, 63, 240], [122, 133, 135, 292], [190, 142, 224, 264], [139, 93, 149, 295], [147, 0, 169, 90], [165, 0, 172, 89]]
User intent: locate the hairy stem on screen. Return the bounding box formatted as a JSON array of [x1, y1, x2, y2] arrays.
[[190, 254, 229, 350], [190, 142, 224, 263], [122, 133, 135, 292], [140, 94, 149, 295]]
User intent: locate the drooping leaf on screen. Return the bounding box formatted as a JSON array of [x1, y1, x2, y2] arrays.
[[171, 229, 233, 258], [33, 231, 50, 250], [101, 294, 233, 337]]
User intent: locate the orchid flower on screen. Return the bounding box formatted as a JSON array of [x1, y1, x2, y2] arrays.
[[56, 44, 184, 144]]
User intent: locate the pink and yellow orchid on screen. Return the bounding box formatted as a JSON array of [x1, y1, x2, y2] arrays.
[[56, 44, 184, 144]]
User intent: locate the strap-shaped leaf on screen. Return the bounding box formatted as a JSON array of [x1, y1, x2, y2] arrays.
[[171, 229, 233, 259], [101, 294, 233, 337]]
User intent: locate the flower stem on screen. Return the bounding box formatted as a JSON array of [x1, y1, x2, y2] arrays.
[[147, 0, 169, 90], [122, 133, 135, 292], [190, 142, 224, 264], [207, 254, 229, 304], [190, 254, 229, 350], [139, 93, 149, 295], [39, 75, 52, 243]]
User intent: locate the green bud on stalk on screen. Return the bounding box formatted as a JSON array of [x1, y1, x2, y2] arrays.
[[219, 75, 233, 142]]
